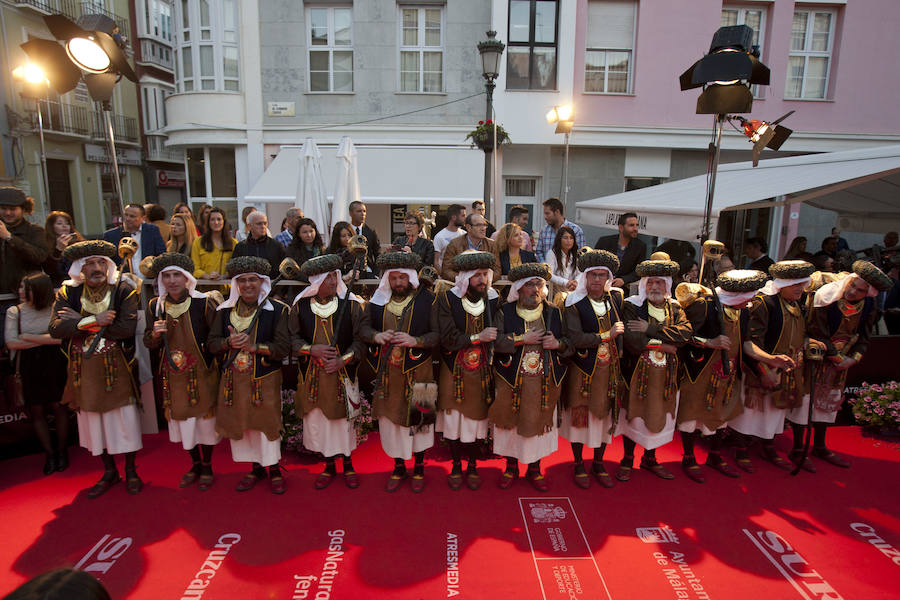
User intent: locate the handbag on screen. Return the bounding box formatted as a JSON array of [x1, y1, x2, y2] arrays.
[[7, 307, 25, 408]]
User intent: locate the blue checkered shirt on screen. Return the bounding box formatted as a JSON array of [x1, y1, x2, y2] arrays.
[[535, 219, 585, 263]]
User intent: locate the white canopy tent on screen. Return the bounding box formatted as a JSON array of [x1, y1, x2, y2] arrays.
[[575, 145, 900, 241]]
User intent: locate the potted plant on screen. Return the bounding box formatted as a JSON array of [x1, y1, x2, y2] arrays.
[[850, 381, 900, 436], [465, 120, 510, 152]]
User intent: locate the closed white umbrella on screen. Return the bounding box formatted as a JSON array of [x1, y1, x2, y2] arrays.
[[332, 136, 359, 231], [296, 137, 331, 236]]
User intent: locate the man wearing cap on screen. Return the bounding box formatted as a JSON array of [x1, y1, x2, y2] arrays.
[[144, 253, 222, 490], [729, 260, 820, 472], [617, 256, 692, 481], [491, 263, 569, 491], [291, 254, 368, 490], [560, 249, 625, 489], [0, 187, 48, 313], [786, 260, 891, 469], [675, 269, 767, 483], [432, 250, 499, 490], [361, 252, 438, 492], [49, 240, 142, 497], [208, 256, 291, 494]]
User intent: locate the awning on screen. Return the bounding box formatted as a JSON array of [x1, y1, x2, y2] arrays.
[[245, 144, 485, 205], [575, 144, 900, 240]]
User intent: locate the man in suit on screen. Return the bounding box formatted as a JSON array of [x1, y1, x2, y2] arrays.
[[595, 212, 647, 288], [103, 203, 167, 273], [744, 237, 774, 272], [349, 201, 380, 269]]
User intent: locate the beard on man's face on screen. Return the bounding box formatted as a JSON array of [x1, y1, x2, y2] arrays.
[[391, 283, 414, 298]]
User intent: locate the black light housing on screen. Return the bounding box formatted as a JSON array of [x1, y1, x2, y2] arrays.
[[733, 111, 795, 166]]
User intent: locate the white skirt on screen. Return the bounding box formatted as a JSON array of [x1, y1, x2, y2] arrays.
[[168, 416, 221, 450], [378, 417, 433, 460], [492, 421, 559, 465], [616, 394, 680, 451], [229, 430, 281, 467], [77, 404, 143, 456], [729, 396, 787, 440], [303, 408, 357, 457], [436, 409, 488, 443], [559, 410, 613, 447], [786, 393, 839, 425], [677, 420, 725, 436]]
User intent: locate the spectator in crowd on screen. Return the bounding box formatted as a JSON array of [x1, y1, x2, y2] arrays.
[[884, 231, 899, 249], [232, 211, 285, 279], [832, 227, 850, 253], [3, 568, 111, 600], [655, 239, 695, 275], [327, 220, 372, 281], [275, 207, 304, 248], [595, 212, 646, 288], [392, 210, 435, 268], [811, 252, 835, 273], [834, 249, 856, 273], [493, 204, 534, 252], [191, 207, 236, 280], [145, 204, 170, 242], [440, 213, 500, 282], [102, 203, 166, 273], [5, 273, 69, 475], [174, 202, 201, 235], [744, 236, 775, 272], [196, 204, 213, 235], [166, 213, 198, 255], [782, 236, 807, 260], [494, 222, 536, 276], [236, 206, 257, 242], [349, 201, 380, 268], [536, 197, 585, 263], [0, 187, 48, 299], [433, 203, 467, 271], [681, 261, 700, 284], [471, 200, 496, 238], [816, 236, 839, 261], [286, 217, 325, 267], [43, 211, 84, 287], [546, 226, 580, 297], [884, 256, 900, 334]]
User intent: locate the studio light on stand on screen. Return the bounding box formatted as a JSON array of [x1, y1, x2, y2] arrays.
[[11, 62, 51, 217], [546, 105, 574, 202], [21, 13, 138, 224], [730, 111, 794, 166]]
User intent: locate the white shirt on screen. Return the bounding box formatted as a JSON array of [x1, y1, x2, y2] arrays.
[[433, 227, 466, 270], [128, 228, 142, 274], [545, 250, 578, 287]]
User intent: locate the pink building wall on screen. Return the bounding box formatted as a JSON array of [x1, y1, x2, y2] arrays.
[[572, 0, 900, 136]]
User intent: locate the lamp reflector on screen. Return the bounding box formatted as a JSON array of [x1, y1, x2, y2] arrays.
[[66, 36, 111, 73]]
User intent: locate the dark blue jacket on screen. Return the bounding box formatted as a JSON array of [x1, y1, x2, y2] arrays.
[[102, 223, 167, 266]]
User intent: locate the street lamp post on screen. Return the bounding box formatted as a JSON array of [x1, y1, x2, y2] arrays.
[[546, 105, 573, 203], [477, 31, 505, 220], [11, 63, 52, 218]]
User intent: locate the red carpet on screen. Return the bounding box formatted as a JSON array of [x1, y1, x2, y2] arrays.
[[1, 427, 898, 599]]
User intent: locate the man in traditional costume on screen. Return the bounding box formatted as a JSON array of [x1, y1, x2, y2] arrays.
[[675, 269, 767, 482], [729, 260, 817, 472], [144, 253, 222, 490], [786, 260, 891, 469], [617, 257, 692, 481], [49, 240, 142, 497], [291, 254, 368, 490], [491, 263, 569, 491], [432, 250, 499, 490], [560, 249, 624, 489], [208, 256, 291, 494], [362, 251, 438, 492]]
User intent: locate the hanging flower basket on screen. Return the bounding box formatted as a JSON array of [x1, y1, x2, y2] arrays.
[[465, 120, 510, 152]]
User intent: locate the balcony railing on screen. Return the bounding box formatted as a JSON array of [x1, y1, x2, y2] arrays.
[[139, 39, 175, 72], [15, 1, 130, 47], [92, 111, 139, 144], [35, 99, 91, 137], [145, 134, 183, 163]]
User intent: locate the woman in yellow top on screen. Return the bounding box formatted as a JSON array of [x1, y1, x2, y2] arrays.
[[191, 207, 237, 280]]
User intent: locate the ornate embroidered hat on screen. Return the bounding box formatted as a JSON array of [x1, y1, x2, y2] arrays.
[[852, 260, 892, 292], [577, 248, 619, 274], [146, 252, 195, 279], [636, 258, 680, 278], [376, 251, 423, 272], [769, 260, 814, 280], [299, 253, 342, 279], [451, 250, 495, 272], [716, 269, 768, 293], [226, 256, 271, 278], [63, 240, 117, 261], [508, 262, 551, 282]]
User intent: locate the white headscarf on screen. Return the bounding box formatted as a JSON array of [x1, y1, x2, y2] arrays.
[[565, 266, 615, 307], [217, 273, 273, 311], [715, 288, 759, 307], [63, 256, 118, 287], [507, 276, 549, 303], [450, 268, 499, 300], [370, 268, 420, 306], [813, 273, 877, 307], [759, 277, 812, 296], [155, 266, 207, 310], [294, 269, 364, 304], [626, 276, 673, 306]]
